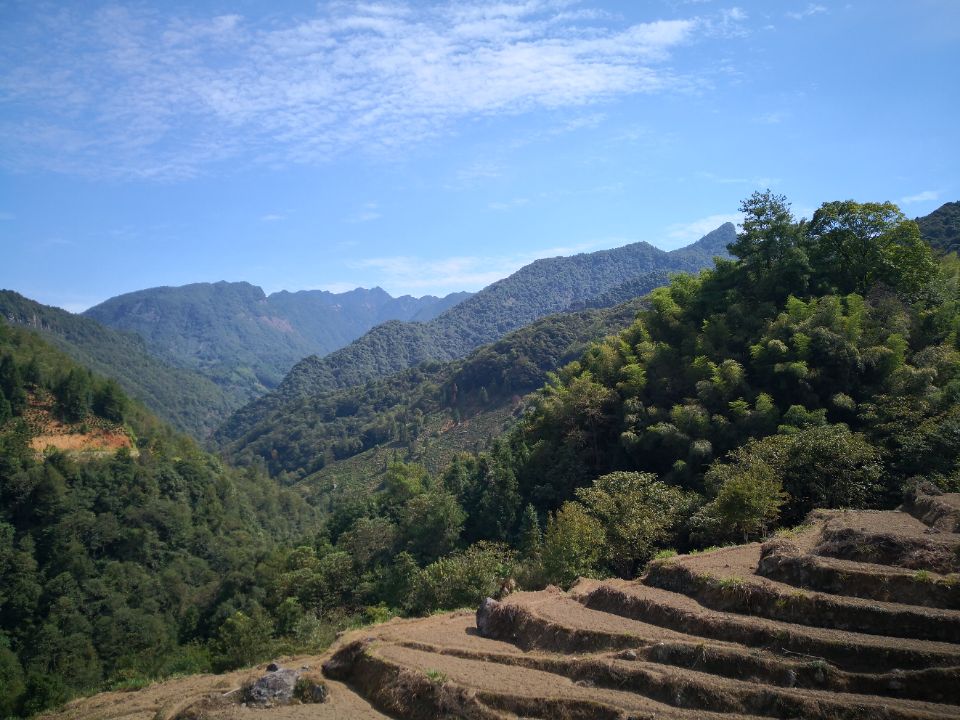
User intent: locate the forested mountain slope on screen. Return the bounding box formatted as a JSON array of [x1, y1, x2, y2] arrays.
[[84, 282, 470, 407], [917, 200, 960, 254], [218, 297, 649, 483], [0, 291, 232, 438], [13, 194, 960, 720], [217, 224, 735, 446], [479, 195, 958, 552], [0, 320, 318, 717], [202, 195, 960, 662]]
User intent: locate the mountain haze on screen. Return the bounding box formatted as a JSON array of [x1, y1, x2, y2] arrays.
[[84, 282, 471, 407], [216, 224, 735, 447]]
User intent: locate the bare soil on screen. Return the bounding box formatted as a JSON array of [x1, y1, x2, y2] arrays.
[[44, 494, 960, 719]]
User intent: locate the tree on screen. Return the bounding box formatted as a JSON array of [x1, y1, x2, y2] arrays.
[[575, 472, 691, 577], [407, 542, 515, 614], [399, 490, 465, 563], [0, 356, 26, 416], [213, 608, 274, 670], [693, 460, 787, 543], [54, 368, 92, 422], [93, 379, 127, 423], [541, 502, 605, 587], [808, 200, 935, 295], [730, 191, 809, 299]]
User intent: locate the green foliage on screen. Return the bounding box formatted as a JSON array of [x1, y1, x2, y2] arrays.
[[85, 282, 467, 412], [541, 502, 606, 588], [407, 542, 516, 614], [693, 455, 787, 543], [916, 201, 960, 255], [0, 292, 234, 437], [219, 226, 735, 451], [0, 325, 319, 716], [575, 471, 693, 577], [808, 200, 935, 296], [473, 194, 959, 550], [213, 608, 274, 671], [218, 298, 649, 482]]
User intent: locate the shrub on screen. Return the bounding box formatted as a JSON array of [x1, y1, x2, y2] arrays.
[[407, 542, 515, 614]]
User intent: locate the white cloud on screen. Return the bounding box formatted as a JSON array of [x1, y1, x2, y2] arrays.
[[665, 213, 741, 246], [755, 110, 787, 124], [900, 190, 940, 205], [0, 2, 740, 180], [697, 171, 779, 186], [787, 4, 827, 20], [260, 213, 286, 222]]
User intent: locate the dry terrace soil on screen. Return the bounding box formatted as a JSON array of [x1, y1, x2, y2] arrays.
[[43, 493, 960, 720]]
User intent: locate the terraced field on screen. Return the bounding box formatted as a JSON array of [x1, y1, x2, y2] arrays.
[[45, 492, 960, 719]]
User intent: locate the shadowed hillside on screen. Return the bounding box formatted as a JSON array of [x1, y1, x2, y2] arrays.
[[216, 224, 734, 448]]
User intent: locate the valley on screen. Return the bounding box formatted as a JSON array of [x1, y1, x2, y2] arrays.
[[2, 197, 959, 719]]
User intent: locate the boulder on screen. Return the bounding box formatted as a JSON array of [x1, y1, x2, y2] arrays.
[[476, 597, 500, 637], [245, 668, 300, 707]]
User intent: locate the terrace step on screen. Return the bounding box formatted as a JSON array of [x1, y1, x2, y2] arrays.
[[643, 544, 960, 641], [758, 537, 960, 609]]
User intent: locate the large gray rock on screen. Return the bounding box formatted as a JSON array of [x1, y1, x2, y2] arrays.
[[476, 597, 500, 638], [245, 668, 300, 707]]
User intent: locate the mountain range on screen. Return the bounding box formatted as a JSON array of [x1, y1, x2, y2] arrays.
[[84, 282, 470, 408], [215, 223, 736, 446]]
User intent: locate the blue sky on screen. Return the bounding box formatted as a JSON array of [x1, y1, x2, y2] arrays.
[[1, 0, 957, 312]]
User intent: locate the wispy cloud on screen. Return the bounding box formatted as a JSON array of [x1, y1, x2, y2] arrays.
[[665, 213, 741, 247], [697, 171, 779, 186], [260, 213, 286, 222], [344, 202, 381, 223], [0, 212, 14, 221], [900, 190, 940, 205], [754, 110, 787, 124], [0, 2, 742, 180], [489, 197, 530, 211], [787, 4, 827, 20], [348, 241, 598, 294]]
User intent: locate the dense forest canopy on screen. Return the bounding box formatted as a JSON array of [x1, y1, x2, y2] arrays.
[[216, 297, 650, 481], [2, 194, 958, 718], [217, 224, 735, 448], [0, 323, 319, 716], [916, 200, 960, 255]]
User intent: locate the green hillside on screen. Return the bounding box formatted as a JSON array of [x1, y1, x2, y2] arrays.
[[190, 194, 959, 649], [218, 297, 648, 484], [217, 224, 734, 447], [84, 282, 470, 408], [5, 194, 957, 719], [917, 200, 960, 254], [479, 195, 956, 558], [0, 291, 233, 438], [0, 320, 319, 717]]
